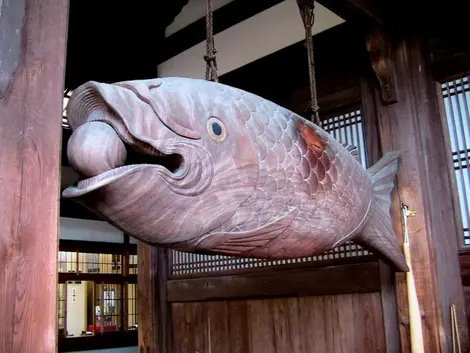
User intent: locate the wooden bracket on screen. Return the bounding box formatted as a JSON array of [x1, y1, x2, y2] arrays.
[[366, 28, 398, 105], [0, 0, 26, 98]]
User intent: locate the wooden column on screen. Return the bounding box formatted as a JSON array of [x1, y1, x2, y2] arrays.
[[137, 244, 170, 353], [361, 29, 469, 353], [0, 1, 69, 352]]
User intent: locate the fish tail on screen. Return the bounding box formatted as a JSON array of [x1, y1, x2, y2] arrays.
[[355, 151, 409, 272]]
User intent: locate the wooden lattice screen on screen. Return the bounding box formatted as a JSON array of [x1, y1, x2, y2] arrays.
[[441, 75, 470, 246], [169, 106, 372, 278]]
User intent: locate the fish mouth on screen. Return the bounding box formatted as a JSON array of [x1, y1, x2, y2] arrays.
[[62, 80, 191, 199], [63, 121, 187, 198]]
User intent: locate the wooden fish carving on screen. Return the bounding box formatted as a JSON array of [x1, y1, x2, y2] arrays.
[[63, 77, 408, 272]]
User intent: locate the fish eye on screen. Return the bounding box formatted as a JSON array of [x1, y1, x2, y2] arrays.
[[207, 117, 226, 141]]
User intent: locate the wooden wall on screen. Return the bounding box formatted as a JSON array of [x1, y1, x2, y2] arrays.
[[161, 261, 388, 353], [172, 293, 385, 353]]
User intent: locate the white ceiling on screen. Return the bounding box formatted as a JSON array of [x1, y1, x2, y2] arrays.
[[166, 0, 236, 37]]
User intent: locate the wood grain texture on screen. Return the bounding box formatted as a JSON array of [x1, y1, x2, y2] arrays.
[[138, 245, 171, 353], [171, 293, 386, 353], [361, 77, 402, 353], [167, 262, 381, 302], [362, 29, 469, 352], [0, 0, 68, 352], [63, 76, 407, 271], [366, 28, 399, 104], [137, 243, 159, 353]]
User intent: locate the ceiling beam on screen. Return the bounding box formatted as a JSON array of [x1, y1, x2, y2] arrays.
[[158, 1, 343, 79], [161, 0, 284, 64], [316, 0, 391, 27]]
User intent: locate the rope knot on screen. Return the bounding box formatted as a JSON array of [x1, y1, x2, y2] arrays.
[[204, 0, 219, 82], [203, 52, 217, 63]]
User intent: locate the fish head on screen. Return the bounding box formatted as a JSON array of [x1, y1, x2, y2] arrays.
[[63, 77, 259, 245]]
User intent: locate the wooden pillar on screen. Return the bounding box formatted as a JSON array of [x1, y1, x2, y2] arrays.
[[361, 29, 469, 353], [137, 244, 170, 353], [0, 0, 69, 352]]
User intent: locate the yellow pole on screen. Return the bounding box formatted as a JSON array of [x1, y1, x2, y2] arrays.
[[402, 204, 425, 353]]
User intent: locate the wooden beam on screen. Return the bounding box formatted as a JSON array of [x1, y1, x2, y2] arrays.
[[59, 239, 137, 255], [427, 31, 470, 81], [60, 198, 103, 221], [167, 262, 381, 302], [459, 251, 470, 287], [366, 28, 399, 104], [157, 249, 171, 353], [138, 243, 159, 353], [361, 28, 469, 353], [361, 80, 402, 353], [58, 331, 137, 352], [290, 84, 361, 117], [0, 0, 69, 352], [161, 0, 284, 64], [58, 273, 137, 284], [138, 245, 171, 353], [316, 0, 390, 26]]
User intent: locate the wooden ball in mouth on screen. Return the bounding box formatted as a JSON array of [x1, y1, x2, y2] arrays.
[[67, 121, 127, 178]]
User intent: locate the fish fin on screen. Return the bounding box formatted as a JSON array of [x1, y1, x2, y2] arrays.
[[342, 143, 360, 162], [354, 151, 409, 272], [194, 208, 297, 256]]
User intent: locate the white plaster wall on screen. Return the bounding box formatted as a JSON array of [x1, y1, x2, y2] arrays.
[[159, 0, 344, 78], [60, 217, 124, 243]]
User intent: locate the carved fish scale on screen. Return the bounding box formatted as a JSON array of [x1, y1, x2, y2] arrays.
[[193, 87, 373, 258]]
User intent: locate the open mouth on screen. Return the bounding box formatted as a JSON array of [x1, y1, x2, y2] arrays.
[[125, 144, 183, 174], [63, 121, 185, 198]]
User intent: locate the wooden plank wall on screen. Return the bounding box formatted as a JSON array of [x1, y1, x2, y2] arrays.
[[171, 293, 386, 353], [0, 0, 69, 352]]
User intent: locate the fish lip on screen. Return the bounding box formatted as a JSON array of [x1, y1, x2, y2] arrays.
[[62, 161, 187, 199], [62, 165, 147, 198]]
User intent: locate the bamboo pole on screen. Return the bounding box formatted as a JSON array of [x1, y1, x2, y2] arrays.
[[401, 204, 425, 353]]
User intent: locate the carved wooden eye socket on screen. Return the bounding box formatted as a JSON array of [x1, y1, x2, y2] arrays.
[[207, 117, 226, 141]]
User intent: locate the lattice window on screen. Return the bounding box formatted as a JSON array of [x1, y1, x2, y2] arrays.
[[79, 253, 122, 274], [322, 108, 367, 168], [129, 254, 138, 275], [442, 75, 470, 246], [93, 283, 123, 334], [169, 106, 371, 278], [127, 284, 138, 329], [85, 253, 100, 273], [58, 251, 77, 273], [58, 283, 67, 333]]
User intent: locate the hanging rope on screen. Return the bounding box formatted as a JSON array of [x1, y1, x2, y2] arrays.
[[204, 0, 219, 82], [297, 0, 321, 126]]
